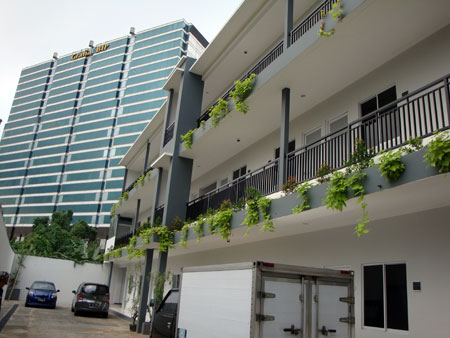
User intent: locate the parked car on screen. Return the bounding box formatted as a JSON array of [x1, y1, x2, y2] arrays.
[[71, 282, 109, 318], [25, 281, 59, 309], [150, 289, 179, 338]]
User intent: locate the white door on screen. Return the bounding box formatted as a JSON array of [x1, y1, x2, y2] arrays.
[[260, 277, 303, 338], [311, 281, 352, 338]]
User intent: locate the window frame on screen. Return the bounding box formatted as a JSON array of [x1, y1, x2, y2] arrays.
[[304, 126, 322, 146], [327, 113, 348, 134], [362, 262, 409, 333]]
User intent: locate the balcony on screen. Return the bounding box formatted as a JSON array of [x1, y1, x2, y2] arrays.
[[163, 122, 175, 146], [187, 73, 450, 219], [114, 231, 133, 247]]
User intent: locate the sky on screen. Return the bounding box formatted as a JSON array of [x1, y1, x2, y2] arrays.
[[0, 0, 243, 138]]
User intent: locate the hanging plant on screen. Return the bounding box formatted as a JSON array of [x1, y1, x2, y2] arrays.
[[424, 130, 450, 173], [292, 182, 313, 214], [377, 150, 406, 181], [180, 128, 196, 150], [180, 223, 190, 247], [317, 0, 343, 37], [229, 74, 257, 114], [208, 209, 233, 240], [209, 98, 230, 128], [193, 217, 205, 243]]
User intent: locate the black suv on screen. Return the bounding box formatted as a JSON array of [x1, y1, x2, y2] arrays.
[[150, 289, 179, 338], [71, 282, 109, 318]]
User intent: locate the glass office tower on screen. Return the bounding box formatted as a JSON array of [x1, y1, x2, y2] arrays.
[[0, 20, 207, 238]]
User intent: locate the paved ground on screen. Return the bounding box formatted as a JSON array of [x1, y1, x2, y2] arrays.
[[0, 301, 140, 337]]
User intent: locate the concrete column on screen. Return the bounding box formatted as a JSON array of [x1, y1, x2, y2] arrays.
[[158, 251, 168, 274], [143, 142, 151, 172], [161, 89, 174, 150], [137, 249, 154, 333], [150, 168, 163, 225], [279, 88, 290, 189], [121, 168, 128, 192], [284, 0, 294, 50], [133, 199, 141, 234], [107, 262, 114, 288]]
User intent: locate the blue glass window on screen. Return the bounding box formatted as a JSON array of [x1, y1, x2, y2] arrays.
[[73, 129, 109, 142], [128, 59, 178, 78], [117, 123, 147, 135], [121, 90, 166, 106], [3, 126, 35, 138], [19, 205, 55, 214], [4, 117, 39, 130], [21, 62, 52, 77], [91, 46, 127, 63], [126, 69, 172, 86], [36, 127, 71, 140], [48, 83, 80, 97], [117, 111, 155, 125], [10, 100, 42, 114], [33, 146, 66, 157], [130, 49, 181, 69], [46, 100, 76, 113], [101, 203, 114, 212], [69, 150, 105, 162], [61, 181, 103, 192], [107, 191, 121, 200], [65, 160, 107, 171], [41, 118, 72, 130], [0, 187, 22, 196], [0, 179, 22, 187], [14, 84, 47, 99], [20, 69, 51, 83], [134, 30, 184, 51], [88, 64, 123, 79], [37, 137, 67, 148], [0, 161, 26, 170], [74, 119, 113, 133], [107, 37, 128, 49], [32, 155, 63, 166], [132, 40, 184, 59], [0, 151, 30, 162], [135, 21, 186, 41], [70, 215, 94, 224], [28, 165, 63, 175], [12, 93, 45, 106], [0, 134, 34, 145], [28, 175, 59, 184], [54, 58, 84, 73], [0, 197, 18, 205], [46, 91, 78, 105], [109, 158, 122, 167], [16, 77, 48, 91], [19, 216, 48, 224], [51, 75, 82, 89], [90, 55, 125, 71], [111, 168, 126, 177], [85, 72, 121, 88], [78, 100, 117, 114], [70, 139, 110, 151], [24, 185, 59, 194], [41, 109, 74, 122], [0, 169, 26, 179], [62, 204, 99, 213], [78, 110, 113, 123], [114, 146, 129, 156], [61, 193, 97, 202], [24, 195, 54, 204], [113, 134, 138, 146], [2, 207, 17, 215], [122, 100, 164, 115], [7, 109, 39, 122], [66, 171, 102, 181], [105, 180, 122, 189], [84, 82, 119, 96], [0, 143, 30, 154], [82, 91, 117, 105], [53, 66, 83, 81], [124, 80, 166, 96]]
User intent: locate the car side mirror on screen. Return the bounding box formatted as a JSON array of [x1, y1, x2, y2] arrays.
[[72, 290, 76, 294], [26, 287, 30, 290], [56, 290, 60, 293]]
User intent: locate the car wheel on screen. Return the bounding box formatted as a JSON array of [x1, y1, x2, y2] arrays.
[[102, 312, 108, 318], [25, 302, 29, 307], [71, 306, 74, 312], [51, 304, 56, 309], [74, 309, 79, 316]]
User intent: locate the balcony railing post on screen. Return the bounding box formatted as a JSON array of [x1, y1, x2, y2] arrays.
[[347, 124, 352, 161], [445, 76, 450, 125], [284, 0, 294, 50]]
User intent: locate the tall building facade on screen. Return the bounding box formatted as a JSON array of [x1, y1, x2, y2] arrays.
[[0, 20, 207, 238]]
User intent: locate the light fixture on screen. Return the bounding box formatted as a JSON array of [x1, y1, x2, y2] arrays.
[[243, 50, 248, 54], [236, 139, 240, 142], [300, 94, 306, 98]]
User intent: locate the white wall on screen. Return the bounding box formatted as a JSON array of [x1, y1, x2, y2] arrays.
[[190, 23, 450, 197], [162, 206, 450, 338], [0, 208, 15, 273], [14, 256, 110, 305]]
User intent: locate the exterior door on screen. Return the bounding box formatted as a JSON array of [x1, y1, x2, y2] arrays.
[[311, 280, 352, 338], [260, 277, 303, 338]]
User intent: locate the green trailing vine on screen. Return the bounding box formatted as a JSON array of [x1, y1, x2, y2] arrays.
[[180, 223, 190, 247], [152, 271, 172, 309], [140, 226, 174, 252], [377, 150, 406, 181], [126, 235, 145, 259], [258, 197, 274, 232], [208, 209, 233, 241], [180, 128, 196, 150], [209, 98, 230, 128], [193, 217, 205, 243], [424, 130, 450, 173], [229, 73, 256, 114], [282, 176, 299, 194], [242, 188, 273, 235], [104, 246, 124, 260], [293, 182, 313, 214], [318, 0, 343, 37]]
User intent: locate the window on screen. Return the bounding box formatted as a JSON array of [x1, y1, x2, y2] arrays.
[[363, 263, 408, 331], [305, 128, 322, 145], [329, 114, 348, 134], [361, 86, 397, 118], [232, 165, 247, 180], [275, 140, 296, 159], [199, 182, 217, 196]]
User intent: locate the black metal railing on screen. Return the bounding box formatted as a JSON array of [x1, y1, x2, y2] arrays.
[[186, 161, 279, 220], [163, 122, 175, 146], [114, 231, 133, 247], [154, 205, 165, 223], [287, 74, 450, 182], [187, 73, 450, 220], [197, 41, 284, 126], [123, 166, 153, 193], [291, 0, 339, 44]]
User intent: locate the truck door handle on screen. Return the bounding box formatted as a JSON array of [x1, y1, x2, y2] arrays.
[[283, 325, 302, 335], [320, 326, 336, 335]]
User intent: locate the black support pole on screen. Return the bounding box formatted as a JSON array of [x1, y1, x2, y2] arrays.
[[279, 88, 290, 190]]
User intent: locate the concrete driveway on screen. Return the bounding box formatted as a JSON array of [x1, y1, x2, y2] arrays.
[[0, 301, 140, 337]]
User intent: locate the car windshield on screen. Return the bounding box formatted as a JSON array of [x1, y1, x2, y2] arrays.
[[32, 282, 55, 291], [82, 284, 108, 295]]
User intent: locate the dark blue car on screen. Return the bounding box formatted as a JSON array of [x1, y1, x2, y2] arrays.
[[25, 281, 60, 309]]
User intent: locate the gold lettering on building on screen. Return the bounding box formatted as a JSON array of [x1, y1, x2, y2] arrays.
[[70, 43, 110, 61]]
